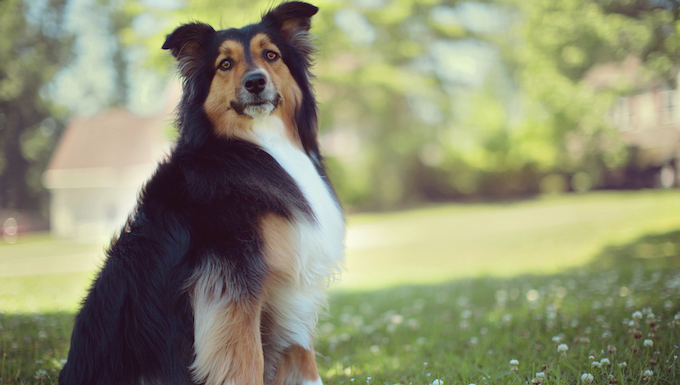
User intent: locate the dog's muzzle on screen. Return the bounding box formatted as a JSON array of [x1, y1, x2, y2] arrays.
[[230, 71, 279, 118]]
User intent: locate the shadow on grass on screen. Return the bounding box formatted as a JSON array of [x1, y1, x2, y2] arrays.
[[317, 230, 680, 383]]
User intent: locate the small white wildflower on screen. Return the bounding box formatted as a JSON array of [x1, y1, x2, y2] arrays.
[[551, 335, 562, 343], [431, 380, 444, 385], [643, 339, 653, 347], [591, 361, 600, 368], [600, 358, 610, 366], [618, 361, 627, 368], [628, 320, 636, 327], [580, 373, 594, 383], [535, 372, 545, 379], [557, 343, 569, 354], [674, 312, 680, 321], [588, 355, 595, 361], [664, 300, 673, 311], [601, 331, 612, 339], [509, 359, 519, 365], [469, 336, 479, 346], [643, 369, 653, 378], [34, 369, 48, 380], [632, 311, 643, 320]]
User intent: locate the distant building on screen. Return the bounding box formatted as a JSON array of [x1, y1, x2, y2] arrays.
[[609, 85, 680, 187], [43, 108, 175, 240], [586, 56, 680, 187]]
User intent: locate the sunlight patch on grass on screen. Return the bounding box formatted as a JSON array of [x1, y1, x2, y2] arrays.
[[338, 190, 680, 290]]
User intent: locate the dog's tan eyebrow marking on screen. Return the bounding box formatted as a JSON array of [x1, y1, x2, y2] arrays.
[[251, 33, 279, 54], [213, 40, 244, 68]]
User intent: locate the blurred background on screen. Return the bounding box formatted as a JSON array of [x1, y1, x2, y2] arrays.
[[2, 0, 680, 309]]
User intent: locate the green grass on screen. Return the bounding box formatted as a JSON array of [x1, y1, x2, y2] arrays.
[[1, 191, 680, 384]]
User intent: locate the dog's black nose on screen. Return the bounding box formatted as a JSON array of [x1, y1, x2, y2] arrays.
[[244, 73, 267, 94]]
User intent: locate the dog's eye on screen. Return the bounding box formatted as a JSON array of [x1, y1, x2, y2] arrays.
[[219, 59, 232, 71], [265, 51, 279, 61]]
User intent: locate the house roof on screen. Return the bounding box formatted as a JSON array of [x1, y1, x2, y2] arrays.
[[47, 108, 174, 171]]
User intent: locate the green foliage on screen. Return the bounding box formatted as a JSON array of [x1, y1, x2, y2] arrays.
[[0, 0, 72, 211], [10, 0, 676, 212]]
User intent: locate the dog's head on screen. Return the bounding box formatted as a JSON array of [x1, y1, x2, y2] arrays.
[[163, 2, 319, 152]]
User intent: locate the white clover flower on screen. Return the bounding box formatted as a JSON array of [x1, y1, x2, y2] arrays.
[[557, 343, 569, 353], [643, 369, 653, 378], [581, 373, 594, 383], [431, 380, 444, 385], [509, 359, 519, 366], [618, 361, 627, 368], [591, 361, 600, 368], [535, 372, 545, 379], [643, 339, 653, 347], [551, 335, 562, 343], [664, 300, 673, 310], [34, 369, 48, 380], [600, 358, 610, 366], [588, 355, 595, 361], [632, 311, 643, 320]]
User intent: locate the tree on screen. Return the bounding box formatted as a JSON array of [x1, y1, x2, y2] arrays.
[[0, 0, 73, 211]]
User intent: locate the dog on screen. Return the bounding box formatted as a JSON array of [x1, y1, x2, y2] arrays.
[[58, 2, 344, 384]]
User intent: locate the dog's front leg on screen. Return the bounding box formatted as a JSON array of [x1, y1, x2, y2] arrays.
[[271, 344, 322, 385], [191, 283, 264, 385]]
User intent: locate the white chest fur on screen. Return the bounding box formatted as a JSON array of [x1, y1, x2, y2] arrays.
[[251, 116, 345, 348]]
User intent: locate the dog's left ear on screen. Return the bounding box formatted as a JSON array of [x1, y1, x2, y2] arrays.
[[262, 1, 318, 53]]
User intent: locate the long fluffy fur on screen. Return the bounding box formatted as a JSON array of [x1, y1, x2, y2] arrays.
[[59, 3, 343, 384]]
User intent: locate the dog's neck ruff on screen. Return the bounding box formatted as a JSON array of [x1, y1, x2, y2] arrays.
[[250, 114, 344, 242]]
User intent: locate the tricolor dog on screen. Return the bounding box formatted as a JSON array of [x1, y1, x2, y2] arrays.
[[59, 2, 344, 384]]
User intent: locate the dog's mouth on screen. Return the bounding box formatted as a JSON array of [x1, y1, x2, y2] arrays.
[[230, 94, 281, 118]]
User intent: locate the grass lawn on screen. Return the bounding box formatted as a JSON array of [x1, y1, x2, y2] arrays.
[[1, 190, 680, 384]]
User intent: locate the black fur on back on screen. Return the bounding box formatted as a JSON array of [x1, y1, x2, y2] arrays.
[[58, 2, 322, 384]]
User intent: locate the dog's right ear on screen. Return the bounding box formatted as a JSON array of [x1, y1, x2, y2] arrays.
[[162, 23, 215, 78]]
